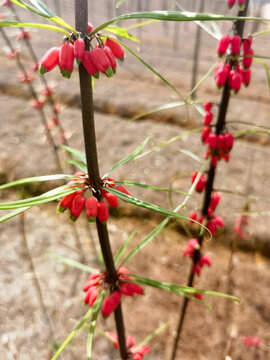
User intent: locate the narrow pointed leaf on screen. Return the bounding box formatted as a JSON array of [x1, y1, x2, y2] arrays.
[[51, 308, 93, 360], [0, 185, 80, 210], [131, 274, 239, 303], [0, 174, 73, 190], [105, 26, 140, 43], [114, 180, 189, 195], [92, 11, 270, 34], [28, 0, 57, 17], [114, 230, 136, 264], [0, 20, 69, 35], [0, 206, 30, 223], [87, 291, 106, 360], [104, 137, 150, 176], [104, 36, 184, 99], [132, 101, 186, 121], [62, 146, 87, 164], [47, 253, 97, 274], [127, 19, 160, 30], [67, 160, 88, 173]]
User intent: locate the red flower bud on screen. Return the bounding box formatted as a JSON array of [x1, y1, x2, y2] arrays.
[[89, 48, 114, 77], [243, 37, 252, 54], [243, 48, 254, 69], [115, 185, 132, 199], [201, 127, 211, 144], [102, 291, 121, 317], [230, 35, 241, 56], [88, 23, 93, 33], [241, 68, 251, 86], [103, 46, 117, 73], [104, 192, 118, 207], [223, 133, 234, 152], [227, 0, 236, 8], [70, 194, 85, 221], [210, 192, 221, 211], [81, 51, 99, 78], [189, 211, 197, 224], [59, 42, 74, 79], [39, 47, 59, 75], [214, 63, 230, 87], [208, 133, 218, 149], [97, 201, 109, 223], [58, 192, 77, 213], [217, 35, 230, 56], [211, 155, 218, 168], [86, 196, 98, 222], [74, 38, 85, 65], [204, 102, 212, 112], [229, 69, 242, 93], [105, 38, 125, 60], [203, 111, 213, 126]]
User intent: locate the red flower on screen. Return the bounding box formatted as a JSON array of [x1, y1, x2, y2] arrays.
[[81, 51, 99, 78], [217, 35, 230, 56], [85, 196, 98, 222], [230, 35, 241, 56], [39, 47, 60, 75], [74, 38, 85, 65], [242, 336, 260, 347], [97, 201, 109, 223], [89, 48, 114, 78], [105, 38, 125, 60], [70, 193, 85, 222], [59, 42, 74, 79]]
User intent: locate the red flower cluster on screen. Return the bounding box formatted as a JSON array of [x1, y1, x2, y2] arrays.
[[215, 35, 253, 91], [16, 30, 31, 40], [108, 333, 150, 360], [17, 71, 34, 84], [201, 103, 234, 167], [39, 32, 124, 79], [182, 238, 200, 257], [83, 267, 144, 318], [234, 214, 248, 239], [58, 173, 131, 223], [190, 192, 224, 236], [191, 171, 207, 193], [182, 238, 211, 277], [242, 336, 260, 347], [227, 0, 246, 10]]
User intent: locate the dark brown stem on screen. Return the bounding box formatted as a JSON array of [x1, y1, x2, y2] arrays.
[[170, 3, 249, 359], [75, 1, 128, 358]]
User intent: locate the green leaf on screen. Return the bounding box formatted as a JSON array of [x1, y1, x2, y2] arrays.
[[47, 253, 97, 274], [178, 149, 202, 163], [104, 36, 184, 100], [0, 206, 30, 223], [0, 174, 74, 190], [127, 19, 160, 30], [120, 160, 209, 265], [114, 180, 189, 195], [105, 26, 140, 43], [0, 20, 69, 35], [51, 308, 93, 360], [116, 0, 127, 8], [114, 230, 136, 265], [87, 291, 106, 360], [0, 185, 79, 210], [253, 59, 270, 94], [136, 323, 168, 349], [131, 274, 239, 303], [104, 137, 150, 177], [62, 146, 87, 164], [135, 127, 203, 160], [10, 0, 76, 33], [188, 61, 218, 98], [131, 101, 187, 121], [92, 11, 270, 34], [67, 160, 88, 173]]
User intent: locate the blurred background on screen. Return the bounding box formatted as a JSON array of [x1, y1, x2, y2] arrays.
[[0, 1, 270, 359]]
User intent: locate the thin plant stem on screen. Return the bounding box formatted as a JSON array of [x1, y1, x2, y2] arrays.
[[75, 1, 128, 358], [170, 2, 250, 359]]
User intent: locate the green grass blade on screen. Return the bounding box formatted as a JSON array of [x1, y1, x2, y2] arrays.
[[87, 291, 106, 360], [51, 308, 93, 360], [126, 19, 160, 30], [0, 20, 69, 35], [131, 274, 239, 303], [47, 253, 97, 274], [92, 11, 270, 34], [0, 185, 79, 210], [114, 180, 189, 195], [104, 137, 150, 176], [62, 146, 87, 164], [135, 127, 202, 160], [67, 160, 88, 173], [114, 230, 136, 265], [0, 207, 31, 223], [131, 101, 187, 121], [105, 26, 140, 43], [120, 161, 209, 266], [188, 61, 218, 98], [253, 59, 270, 94], [116, 0, 127, 8], [11, 0, 76, 33], [0, 174, 73, 190], [104, 36, 184, 100], [178, 149, 202, 163], [136, 322, 168, 349]]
